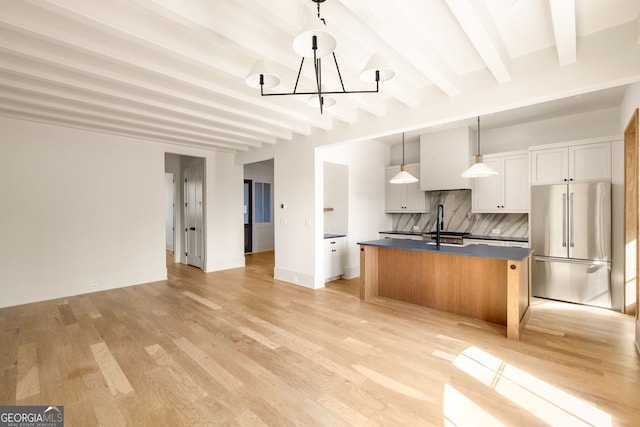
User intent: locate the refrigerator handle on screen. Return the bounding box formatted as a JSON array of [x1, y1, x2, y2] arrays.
[[533, 256, 610, 267], [570, 192, 575, 247], [562, 193, 567, 248]]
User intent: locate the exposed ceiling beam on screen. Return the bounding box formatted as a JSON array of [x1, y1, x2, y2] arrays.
[[0, 1, 339, 132], [548, 0, 577, 65], [0, 105, 239, 153], [444, 0, 512, 83], [0, 51, 294, 142], [0, 28, 318, 137], [339, 0, 460, 96], [0, 83, 268, 148], [0, 95, 255, 151]]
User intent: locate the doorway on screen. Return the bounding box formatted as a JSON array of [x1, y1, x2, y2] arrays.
[[243, 159, 274, 253], [244, 179, 253, 253]]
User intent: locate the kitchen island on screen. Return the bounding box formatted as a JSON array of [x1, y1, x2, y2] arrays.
[[358, 239, 532, 340]]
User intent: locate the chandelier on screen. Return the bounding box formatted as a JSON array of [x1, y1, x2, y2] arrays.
[[245, 0, 394, 113]]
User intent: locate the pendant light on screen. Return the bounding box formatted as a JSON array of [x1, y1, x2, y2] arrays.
[[461, 116, 498, 178], [390, 133, 418, 184]]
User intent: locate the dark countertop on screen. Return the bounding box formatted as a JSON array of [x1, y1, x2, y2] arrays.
[[379, 230, 528, 243], [324, 234, 346, 239], [359, 238, 532, 261]]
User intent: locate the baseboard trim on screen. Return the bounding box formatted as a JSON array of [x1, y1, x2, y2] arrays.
[[0, 267, 167, 309], [204, 257, 245, 272], [274, 268, 322, 289], [344, 265, 360, 280]]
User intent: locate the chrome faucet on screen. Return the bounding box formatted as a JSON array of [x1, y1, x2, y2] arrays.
[[436, 204, 444, 250]]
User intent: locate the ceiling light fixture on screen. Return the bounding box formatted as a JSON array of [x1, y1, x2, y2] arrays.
[[461, 116, 499, 178], [245, 0, 394, 114], [390, 133, 418, 184]]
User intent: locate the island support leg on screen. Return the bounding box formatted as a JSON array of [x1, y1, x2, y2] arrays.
[[506, 257, 531, 340], [359, 245, 378, 301]]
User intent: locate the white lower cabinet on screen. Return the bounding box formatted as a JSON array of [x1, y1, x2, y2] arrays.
[[324, 237, 345, 281]]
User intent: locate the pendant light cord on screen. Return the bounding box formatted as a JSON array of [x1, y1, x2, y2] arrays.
[[402, 132, 405, 165]]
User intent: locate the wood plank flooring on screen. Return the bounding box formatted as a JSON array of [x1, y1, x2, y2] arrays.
[[1, 251, 639, 426]]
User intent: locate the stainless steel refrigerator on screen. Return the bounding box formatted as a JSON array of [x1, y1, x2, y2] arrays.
[[531, 182, 612, 308]]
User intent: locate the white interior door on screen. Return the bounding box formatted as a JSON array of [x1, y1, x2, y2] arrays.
[[184, 165, 204, 269]]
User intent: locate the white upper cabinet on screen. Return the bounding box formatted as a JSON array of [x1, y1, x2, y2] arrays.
[[530, 141, 611, 185], [420, 127, 474, 191], [530, 147, 567, 184], [472, 151, 529, 213], [385, 164, 430, 213], [569, 142, 612, 182]]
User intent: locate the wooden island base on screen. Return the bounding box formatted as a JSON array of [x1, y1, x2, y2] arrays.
[[360, 245, 531, 340]]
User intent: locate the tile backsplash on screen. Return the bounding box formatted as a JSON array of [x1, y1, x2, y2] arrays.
[[391, 190, 528, 239]]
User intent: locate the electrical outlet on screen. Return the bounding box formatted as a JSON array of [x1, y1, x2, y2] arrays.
[[89, 283, 99, 290], [413, 225, 420, 231], [491, 228, 501, 235]]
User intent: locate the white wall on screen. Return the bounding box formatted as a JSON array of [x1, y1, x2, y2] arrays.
[[480, 108, 621, 153], [620, 83, 640, 131], [318, 140, 391, 280], [0, 118, 165, 307], [388, 138, 420, 165], [203, 152, 244, 272], [244, 159, 274, 253], [265, 139, 319, 288], [0, 117, 244, 308]]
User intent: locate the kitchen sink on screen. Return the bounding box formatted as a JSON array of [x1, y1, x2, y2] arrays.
[[424, 242, 468, 247]]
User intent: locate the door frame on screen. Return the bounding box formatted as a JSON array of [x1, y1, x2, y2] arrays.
[[244, 179, 253, 253], [164, 172, 175, 252], [624, 108, 639, 316]]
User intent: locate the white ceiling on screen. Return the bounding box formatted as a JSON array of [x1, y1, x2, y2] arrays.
[[376, 84, 630, 145], [1, 0, 639, 153]]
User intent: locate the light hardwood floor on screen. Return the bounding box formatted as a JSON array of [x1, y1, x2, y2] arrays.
[[1, 251, 639, 426]]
